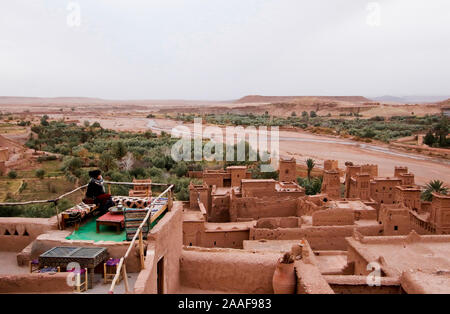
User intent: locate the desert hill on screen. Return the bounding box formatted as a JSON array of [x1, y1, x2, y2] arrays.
[[0, 134, 25, 151], [439, 99, 450, 107], [235, 95, 370, 104]]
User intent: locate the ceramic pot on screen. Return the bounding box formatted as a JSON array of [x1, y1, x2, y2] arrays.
[[272, 258, 296, 294]]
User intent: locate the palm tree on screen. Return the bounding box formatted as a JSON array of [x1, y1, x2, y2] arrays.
[[306, 158, 315, 181], [422, 180, 449, 201]]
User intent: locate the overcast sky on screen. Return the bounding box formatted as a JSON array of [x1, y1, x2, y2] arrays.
[[0, 0, 449, 100]]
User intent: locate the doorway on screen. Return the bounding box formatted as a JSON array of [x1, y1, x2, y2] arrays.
[[157, 257, 164, 294]]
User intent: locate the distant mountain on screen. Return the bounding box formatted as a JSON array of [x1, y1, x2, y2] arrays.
[[370, 95, 450, 104], [0, 96, 222, 106], [235, 95, 370, 104], [439, 99, 450, 107], [0, 96, 107, 105], [370, 95, 407, 103]]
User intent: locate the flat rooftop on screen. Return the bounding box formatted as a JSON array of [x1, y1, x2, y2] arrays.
[[372, 177, 402, 181], [0, 251, 28, 275], [241, 179, 276, 183], [243, 240, 305, 253], [314, 251, 348, 275], [396, 185, 421, 191], [183, 210, 205, 222], [212, 187, 231, 196], [402, 271, 450, 294], [328, 200, 375, 211], [347, 232, 450, 278], [205, 221, 255, 232]]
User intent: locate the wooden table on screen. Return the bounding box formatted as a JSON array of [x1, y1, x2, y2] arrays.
[[96, 212, 125, 233], [39, 246, 108, 289]]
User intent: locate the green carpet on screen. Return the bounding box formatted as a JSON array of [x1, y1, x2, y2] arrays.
[[66, 218, 126, 242]]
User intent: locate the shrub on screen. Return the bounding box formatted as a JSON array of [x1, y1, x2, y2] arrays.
[[7, 171, 17, 179], [35, 169, 45, 179]]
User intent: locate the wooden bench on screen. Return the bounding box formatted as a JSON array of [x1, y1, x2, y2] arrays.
[[128, 179, 152, 197]]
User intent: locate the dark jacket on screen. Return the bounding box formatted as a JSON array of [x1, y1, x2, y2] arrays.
[[86, 179, 106, 201]]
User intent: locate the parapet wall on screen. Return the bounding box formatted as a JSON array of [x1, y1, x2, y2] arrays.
[[134, 202, 183, 294], [230, 197, 298, 221], [0, 273, 73, 294], [324, 275, 401, 294], [295, 261, 334, 294], [256, 217, 300, 229], [312, 209, 354, 226], [250, 224, 382, 250], [180, 247, 279, 293], [0, 217, 56, 252]]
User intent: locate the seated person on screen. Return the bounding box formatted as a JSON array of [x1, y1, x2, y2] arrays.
[[85, 170, 114, 214]]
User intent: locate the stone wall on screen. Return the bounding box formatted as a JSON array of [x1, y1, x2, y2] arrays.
[[325, 275, 401, 294], [312, 209, 354, 226], [378, 205, 411, 236], [250, 224, 382, 250], [256, 217, 300, 229], [133, 202, 183, 294], [230, 197, 298, 221], [0, 273, 73, 293], [295, 261, 334, 294], [0, 217, 56, 252], [180, 247, 278, 293], [279, 158, 296, 182], [183, 220, 250, 249]]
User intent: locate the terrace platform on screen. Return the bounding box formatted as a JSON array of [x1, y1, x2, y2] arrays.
[[0, 251, 28, 275], [314, 251, 348, 275], [66, 217, 126, 242]]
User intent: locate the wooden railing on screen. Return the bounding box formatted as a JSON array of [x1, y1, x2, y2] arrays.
[[0, 180, 170, 230], [108, 184, 174, 294], [0, 181, 169, 206]]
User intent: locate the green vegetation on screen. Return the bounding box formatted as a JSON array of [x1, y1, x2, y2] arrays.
[[0, 199, 74, 218], [423, 117, 449, 148], [306, 158, 315, 181], [297, 177, 323, 196], [22, 120, 273, 204], [35, 169, 45, 179], [171, 112, 445, 143], [421, 180, 448, 201], [295, 158, 322, 195]]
